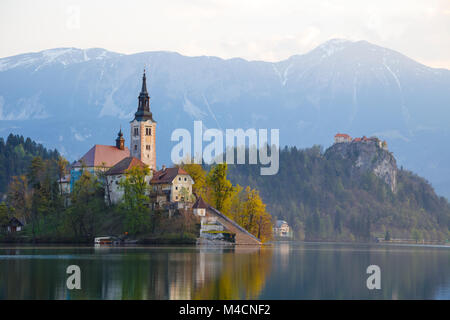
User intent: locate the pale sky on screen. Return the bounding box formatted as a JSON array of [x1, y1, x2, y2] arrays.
[[1, 0, 449, 68]]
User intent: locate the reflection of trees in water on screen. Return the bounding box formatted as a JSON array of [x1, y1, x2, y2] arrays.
[[82, 247, 273, 300], [107, 247, 273, 300], [0, 247, 272, 300], [0, 247, 104, 300], [0, 245, 448, 299], [192, 247, 273, 300]]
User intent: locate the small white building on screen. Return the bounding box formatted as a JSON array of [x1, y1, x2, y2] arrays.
[[273, 220, 292, 238], [6, 217, 24, 233], [58, 174, 71, 195], [193, 196, 208, 217], [334, 133, 352, 144], [104, 156, 151, 204]]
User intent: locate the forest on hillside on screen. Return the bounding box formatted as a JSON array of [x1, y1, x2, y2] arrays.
[[228, 146, 450, 242], [0, 134, 60, 196]]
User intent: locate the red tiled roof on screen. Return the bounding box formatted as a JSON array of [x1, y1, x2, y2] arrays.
[[335, 133, 351, 139], [73, 145, 130, 168], [150, 167, 189, 184], [105, 157, 148, 176]]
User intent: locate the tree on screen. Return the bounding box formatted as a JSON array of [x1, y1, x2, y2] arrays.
[[179, 186, 194, 202], [67, 170, 105, 238], [256, 210, 273, 243], [7, 175, 31, 224], [27, 157, 58, 240], [118, 165, 152, 235], [334, 208, 342, 234], [56, 156, 69, 197], [412, 229, 422, 244], [0, 134, 59, 196], [95, 162, 111, 206], [181, 163, 208, 198], [0, 202, 9, 232], [241, 187, 273, 242], [228, 184, 245, 223], [206, 163, 234, 212]]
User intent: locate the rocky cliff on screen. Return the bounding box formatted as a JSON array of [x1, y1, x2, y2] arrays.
[[228, 145, 450, 242], [325, 140, 397, 192]]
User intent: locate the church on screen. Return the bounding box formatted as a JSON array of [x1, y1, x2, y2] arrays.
[[66, 71, 193, 206], [60, 71, 261, 245]]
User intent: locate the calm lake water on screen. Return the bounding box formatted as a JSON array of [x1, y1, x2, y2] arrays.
[[0, 242, 449, 300]]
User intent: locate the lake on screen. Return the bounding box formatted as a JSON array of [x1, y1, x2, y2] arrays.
[[0, 242, 449, 300]]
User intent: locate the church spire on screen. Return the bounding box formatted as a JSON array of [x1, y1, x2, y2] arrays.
[[134, 69, 154, 122], [141, 69, 148, 94], [130, 70, 157, 171]]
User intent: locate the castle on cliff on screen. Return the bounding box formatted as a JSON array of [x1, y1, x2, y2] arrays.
[[334, 133, 388, 150]]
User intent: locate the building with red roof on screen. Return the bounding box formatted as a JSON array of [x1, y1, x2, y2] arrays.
[[150, 166, 194, 204], [70, 129, 130, 191], [73, 144, 130, 169], [334, 133, 352, 144]]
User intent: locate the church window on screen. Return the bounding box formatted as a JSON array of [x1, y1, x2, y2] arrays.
[[146, 128, 151, 136], [146, 145, 151, 150], [134, 127, 139, 136], [134, 145, 137, 151]]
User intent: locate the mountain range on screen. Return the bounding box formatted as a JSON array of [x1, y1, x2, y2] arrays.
[[0, 39, 449, 198]]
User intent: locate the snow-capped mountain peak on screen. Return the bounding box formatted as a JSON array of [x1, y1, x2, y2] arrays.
[[0, 48, 120, 72], [316, 38, 352, 57]]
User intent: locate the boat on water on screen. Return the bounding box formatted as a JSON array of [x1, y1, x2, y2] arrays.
[[94, 236, 121, 246]]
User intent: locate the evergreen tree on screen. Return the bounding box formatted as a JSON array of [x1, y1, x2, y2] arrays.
[[0, 202, 9, 232]]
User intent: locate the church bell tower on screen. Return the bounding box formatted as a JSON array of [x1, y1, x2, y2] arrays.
[[130, 70, 156, 170]]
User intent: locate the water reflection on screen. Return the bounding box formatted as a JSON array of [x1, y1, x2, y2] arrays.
[[0, 243, 449, 300], [193, 247, 273, 300], [0, 246, 272, 300], [261, 243, 450, 299]]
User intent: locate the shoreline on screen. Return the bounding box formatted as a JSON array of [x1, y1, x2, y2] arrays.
[[1, 239, 449, 248]]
